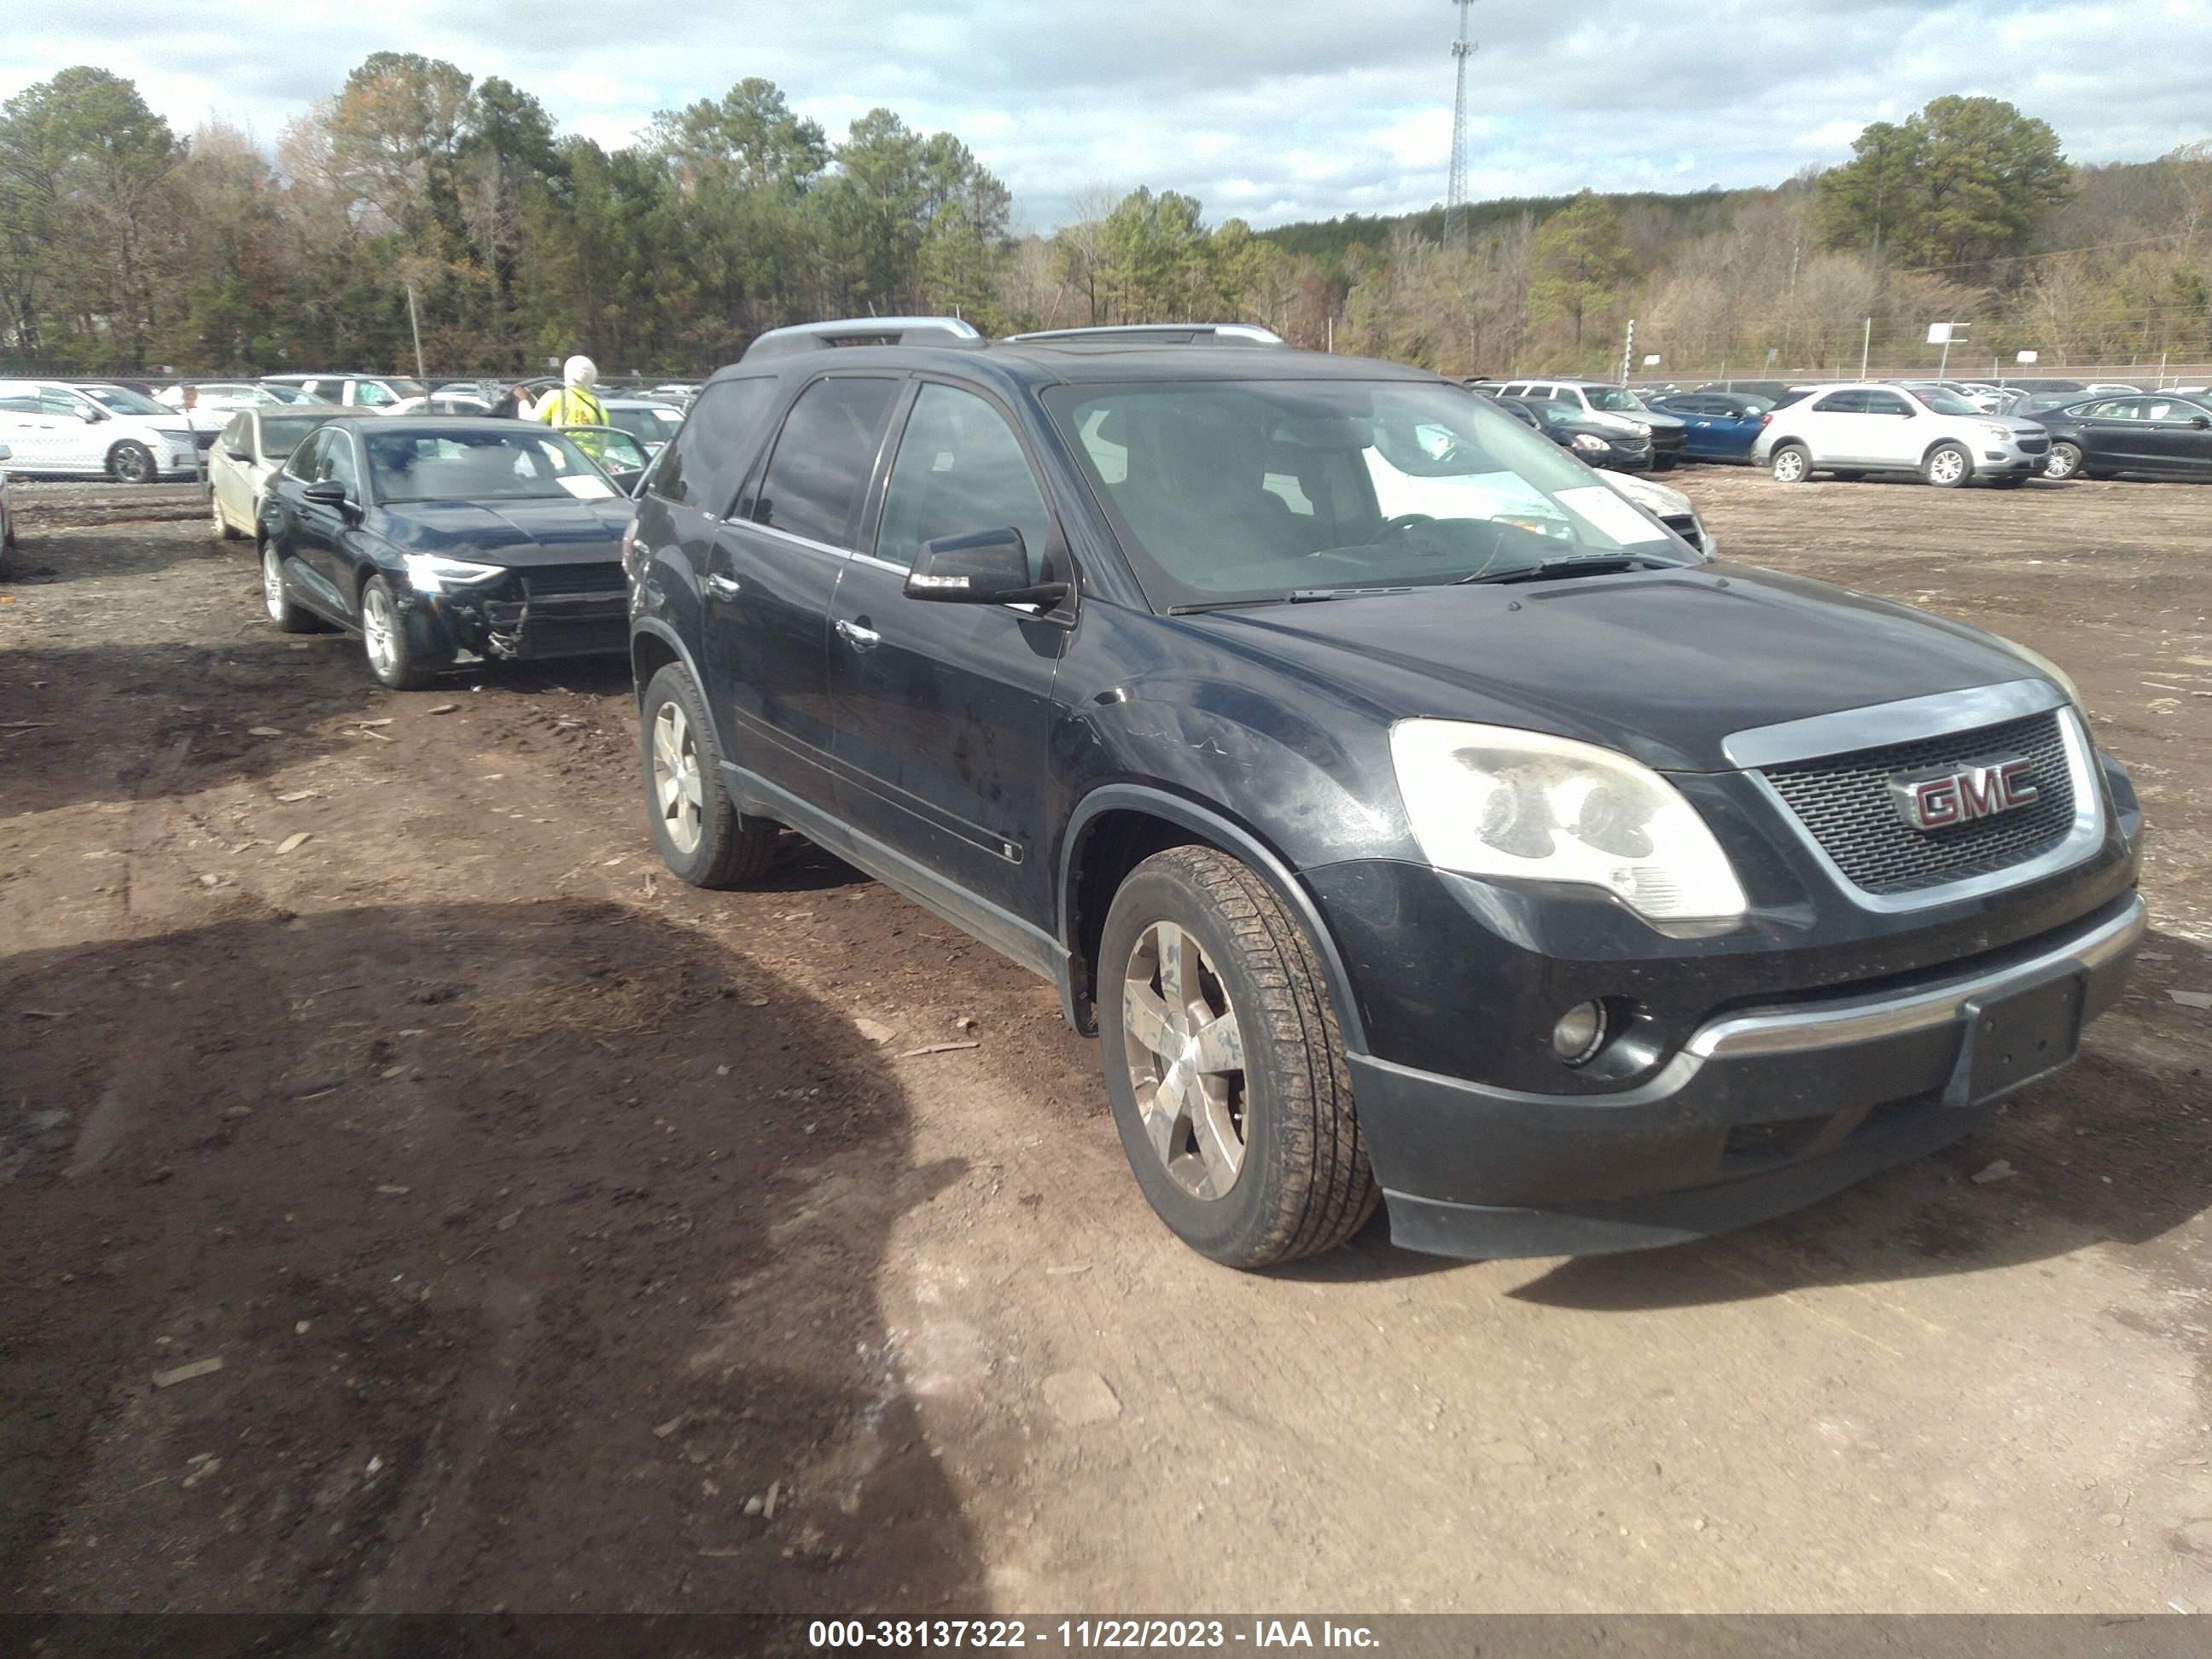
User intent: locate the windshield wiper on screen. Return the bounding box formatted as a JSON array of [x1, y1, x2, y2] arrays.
[[1168, 586, 1415, 615], [1458, 554, 1674, 586]]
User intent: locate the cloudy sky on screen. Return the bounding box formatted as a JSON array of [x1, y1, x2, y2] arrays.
[[7, 0, 2209, 229]]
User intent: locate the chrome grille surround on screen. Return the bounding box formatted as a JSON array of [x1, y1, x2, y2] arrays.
[[1725, 680, 2105, 914]]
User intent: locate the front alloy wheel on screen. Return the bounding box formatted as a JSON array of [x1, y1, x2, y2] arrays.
[[1924, 442, 1973, 488], [2044, 441, 2082, 481], [649, 698, 707, 858], [1770, 445, 1810, 483], [1122, 919, 1249, 1202]]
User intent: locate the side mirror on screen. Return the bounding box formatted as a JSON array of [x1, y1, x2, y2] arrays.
[[302, 479, 350, 506], [80, 406, 105, 423], [2192, 416, 2210, 429], [905, 527, 1068, 607], [0, 442, 11, 461]]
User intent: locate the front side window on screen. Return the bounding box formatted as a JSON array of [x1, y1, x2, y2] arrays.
[[1907, 388, 1979, 415], [362, 428, 614, 504], [753, 376, 900, 547], [1862, 392, 1914, 417], [79, 384, 167, 415], [319, 431, 361, 497], [287, 430, 324, 480], [876, 384, 1055, 577], [352, 380, 392, 407], [1047, 377, 1693, 613], [41, 387, 95, 419]]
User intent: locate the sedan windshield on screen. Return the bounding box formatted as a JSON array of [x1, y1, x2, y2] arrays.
[[363, 428, 618, 504], [80, 384, 169, 416], [1045, 379, 1694, 611]]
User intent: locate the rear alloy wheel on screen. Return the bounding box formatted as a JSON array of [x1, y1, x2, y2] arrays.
[[261, 541, 317, 634], [358, 573, 448, 690], [1923, 442, 1973, 488], [1769, 444, 1811, 483], [2044, 441, 2083, 481], [211, 489, 242, 540], [108, 440, 156, 485], [1099, 846, 1378, 1268], [639, 661, 777, 888]]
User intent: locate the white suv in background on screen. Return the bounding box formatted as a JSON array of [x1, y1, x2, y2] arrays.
[[259, 373, 428, 411], [0, 379, 201, 483], [1754, 381, 2052, 488]]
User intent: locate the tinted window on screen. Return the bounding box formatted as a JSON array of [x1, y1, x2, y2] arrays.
[[754, 377, 900, 547], [1862, 392, 1913, 416], [1812, 391, 1867, 414], [320, 430, 361, 497], [287, 429, 324, 480], [876, 384, 1055, 578], [650, 376, 776, 512]]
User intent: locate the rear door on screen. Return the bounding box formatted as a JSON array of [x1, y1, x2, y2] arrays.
[[0, 381, 61, 470], [2075, 398, 2142, 471], [826, 380, 1071, 931], [703, 373, 902, 815]]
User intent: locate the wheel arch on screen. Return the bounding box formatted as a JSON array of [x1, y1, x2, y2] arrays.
[[1057, 784, 1369, 1054]]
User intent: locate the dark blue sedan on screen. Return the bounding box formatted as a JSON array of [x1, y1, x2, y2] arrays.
[[1647, 393, 1774, 463]]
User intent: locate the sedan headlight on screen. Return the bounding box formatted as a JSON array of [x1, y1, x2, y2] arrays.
[[401, 553, 506, 594], [1570, 433, 1610, 453], [1389, 720, 1748, 923]]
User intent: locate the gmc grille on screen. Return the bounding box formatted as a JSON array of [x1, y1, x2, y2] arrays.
[[1761, 709, 2076, 894]]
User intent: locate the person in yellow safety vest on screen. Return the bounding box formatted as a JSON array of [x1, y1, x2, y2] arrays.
[[535, 355, 607, 457]]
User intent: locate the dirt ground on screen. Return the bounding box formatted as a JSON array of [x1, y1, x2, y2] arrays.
[[2, 468, 2209, 1616]]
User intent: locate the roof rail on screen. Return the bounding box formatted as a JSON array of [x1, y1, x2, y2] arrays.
[[1005, 323, 1286, 347], [741, 317, 985, 362]]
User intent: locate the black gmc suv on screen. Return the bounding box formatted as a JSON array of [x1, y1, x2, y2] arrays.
[[625, 318, 2144, 1269]]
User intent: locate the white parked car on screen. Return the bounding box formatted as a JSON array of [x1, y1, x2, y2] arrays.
[[1754, 381, 2051, 488], [386, 393, 494, 416], [0, 378, 202, 482], [599, 397, 686, 454], [157, 381, 325, 414], [206, 405, 367, 538], [259, 373, 428, 411]]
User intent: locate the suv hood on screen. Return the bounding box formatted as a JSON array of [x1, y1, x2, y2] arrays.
[[375, 497, 631, 564], [1179, 564, 2045, 773]]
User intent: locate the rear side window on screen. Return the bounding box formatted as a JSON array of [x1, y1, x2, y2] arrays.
[[753, 377, 900, 548], [1812, 391, 1866, 414], [1862, 392, 1912, 416], [649, 376, 775, 514]]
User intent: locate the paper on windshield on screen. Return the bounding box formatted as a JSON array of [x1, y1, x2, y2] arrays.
[[556, 474, 618, 500], [1554, 485, 1668, 547]]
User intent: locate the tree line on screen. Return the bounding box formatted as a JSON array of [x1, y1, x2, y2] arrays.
[[1, 60, 2206, 381]]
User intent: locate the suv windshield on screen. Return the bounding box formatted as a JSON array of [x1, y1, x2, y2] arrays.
[[1581, 386, 1644, 412], [1910, 388, 1982, 416], [79, 384, 169, 416], [363, 428, 616, 504], [1046, 379, 1691, 611]]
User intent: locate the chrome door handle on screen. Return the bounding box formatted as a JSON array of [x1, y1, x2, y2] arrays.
[[835, 619, 881, 650], [704, 573, 741, 601]]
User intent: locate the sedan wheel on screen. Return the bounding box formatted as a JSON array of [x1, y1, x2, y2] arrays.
[[210, 490, 241, 540], [362, 580, 399, 677], [2045, 441, 2082, 481], [261, 542, 316, 633], [358, 573, 447, 689], [1122, 918, 1249, 1202], [650, 699, 707, 857], [108, 441, 155, 485]]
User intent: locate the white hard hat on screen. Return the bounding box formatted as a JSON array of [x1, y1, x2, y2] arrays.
[[563, 355, 598, 387]]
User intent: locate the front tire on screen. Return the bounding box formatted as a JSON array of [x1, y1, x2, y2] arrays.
[[2044, 442, 2082, 481], [211, 489, 242, 539], [1098, 846, 1378, 1269], [1769, 444, 1812, 483], [108, 441, 156, 485], [639, 661, 777, 888], [1923, 441, 1973, 488], [1652, 455, 1679, 472], [358, 573, 448, 690]]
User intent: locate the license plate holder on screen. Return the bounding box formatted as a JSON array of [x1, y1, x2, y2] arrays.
[[1947, 972, 2086, 1106]]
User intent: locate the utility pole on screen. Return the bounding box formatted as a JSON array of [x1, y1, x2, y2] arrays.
[[1619, 318, 1635, 387], [405, 282, 428, 389], [1442, 1, 1476, 247], [1860, 317, 1871, 379]]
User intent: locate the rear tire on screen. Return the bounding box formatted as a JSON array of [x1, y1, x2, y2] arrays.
[[260, 540, 317, 634], [1769, 444, 1812, 483], [108, 441, 156, 485], [1098, 846, 1378, 1269], [1923, 441, 1973, 488], [639, 661, 777, 888], [2044, 441, 2083, 481]]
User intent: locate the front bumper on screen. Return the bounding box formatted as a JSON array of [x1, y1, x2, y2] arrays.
[[406, 585, 628, 662], [1351, 892, 2144, 1260]]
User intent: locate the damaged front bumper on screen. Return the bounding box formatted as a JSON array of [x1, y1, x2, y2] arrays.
[[400, 565, 629, 662]]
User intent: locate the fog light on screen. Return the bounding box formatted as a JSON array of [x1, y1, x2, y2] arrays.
[[1551, 1000, 1609, 1065]]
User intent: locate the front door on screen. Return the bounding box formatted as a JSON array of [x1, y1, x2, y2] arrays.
[[828, 381, 1069, 932], [1859, 389, 1924, 465], [703, 374, 902, 816], [2135, 398, 2212, 475]]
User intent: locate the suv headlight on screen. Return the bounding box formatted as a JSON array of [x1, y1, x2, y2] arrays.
[[1570, 433, 1609, 453], [1630, 421, 1651, 437], [1389, 720, 1748, 923], [401, 553, 505, 594], [1979, 422, 2015, 444]]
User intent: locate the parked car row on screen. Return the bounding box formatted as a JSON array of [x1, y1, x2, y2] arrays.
[[218, 317, 2144, 1276]]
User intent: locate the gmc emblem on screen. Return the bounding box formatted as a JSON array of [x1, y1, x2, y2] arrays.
[[1889, 755, 2040, 831]]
